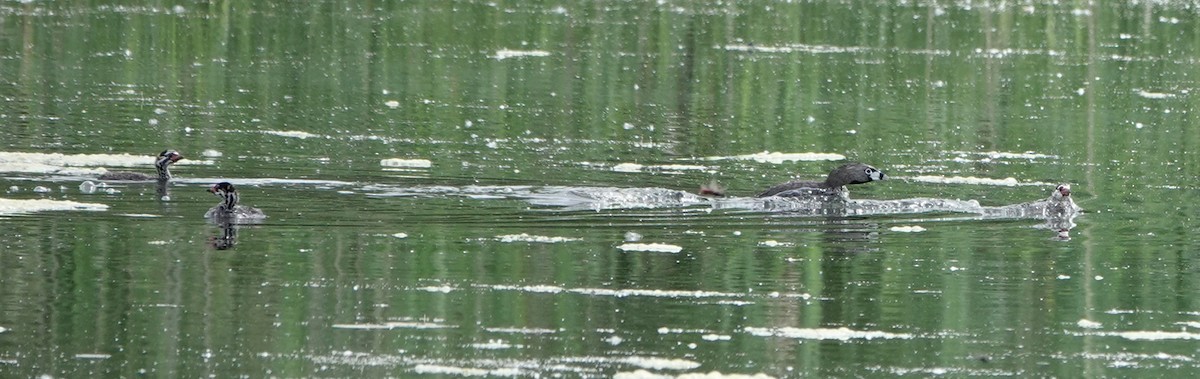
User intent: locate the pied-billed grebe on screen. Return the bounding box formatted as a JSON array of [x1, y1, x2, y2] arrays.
[[757, 162, 886, 198], [204, 182, 266, 220], [98, 150, 183, 181]]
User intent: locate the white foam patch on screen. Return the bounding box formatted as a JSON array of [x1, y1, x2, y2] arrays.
[[612, 163, 644, 173], [0, 198, 108, 215], [331, 322, 454, 330], [0, 163, 106, 176], [1176, 321, 1200, 329], [1104, 330, 1200, 341], [1077, 319, 1103, 329], [481, 284, 743, 299], [495, 233, 582, 243], [1135, 89, 1174, 99], [172, 177, 356, 187], [0, 151, 152, 168], [1080, 351, 1196, 366], [974, 47, 1064, 58], [723, 43, 950, 59], [758, 240, 794, 247], [416, 285, 454, 293], [470, 339, 516, 350], [263, 130, 321, 139], [979, 151, 1055, 159], [0, 151, 208, 176], [657, 164, 709, 171], [615, 370, 673, 379], [140, 304, 181, 308], [680, 372, 776, 379], [907, 175, 1047, 187], [889, 225, 926, 233], [572, 288, 732, 298], [950, 150, 1057, 160], [413, 364, 494, 376], [704, 151, 845, 164], [617, 357, 701, 370], [489, 284, 566, 294], [380, 158, 432, 168], [484, 327, 557, 335], [617, 243, 683, 253], [611, 163, 710, 173], [120, 213, 161, 218], [616, 370, 776, 379], [744, 326, 913, 340], [723, 43, 869, 54], [494, 49, 551, 60]]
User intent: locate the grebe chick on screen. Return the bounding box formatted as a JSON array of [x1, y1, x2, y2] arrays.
[[1045, 184, 1080, 217], [204, 182, 266, 220]]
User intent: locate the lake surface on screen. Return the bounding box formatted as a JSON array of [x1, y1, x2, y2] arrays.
[[2, 1, 1200, 377]]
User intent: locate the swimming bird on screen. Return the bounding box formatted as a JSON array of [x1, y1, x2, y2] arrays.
[[204, 182, 266, 220], [983, 183, 1082, 238], [1044, 184, 1082, 239], [97, 150, 183, 181], [1044, 184, 1080, 218], [757, 162, 886, 198]]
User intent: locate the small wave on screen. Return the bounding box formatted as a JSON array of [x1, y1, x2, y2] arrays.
[[176, 177, 356, 187], [745, 326, 913, 340], [493, 49, 551, 60], [523, 187, 710, 211], [0, 198, 108, 215], [701, 151, 845, 164], [262, 130, 322, 139], [906, 175, 1047, 187], [362, 184, 533, 198], [380, 158, 432, 168]]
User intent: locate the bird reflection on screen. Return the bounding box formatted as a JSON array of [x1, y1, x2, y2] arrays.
[[156, 179, 171, 201], [209, 219, 239, 250]]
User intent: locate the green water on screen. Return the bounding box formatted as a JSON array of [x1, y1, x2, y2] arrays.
[[2, 1, 1199, 377]]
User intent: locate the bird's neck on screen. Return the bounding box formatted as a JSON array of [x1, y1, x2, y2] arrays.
[[155, 161, 172, 180], [221, 193, 238, 211]]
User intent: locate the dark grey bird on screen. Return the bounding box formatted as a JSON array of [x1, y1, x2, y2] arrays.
[[757, 162, 886, 198]]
